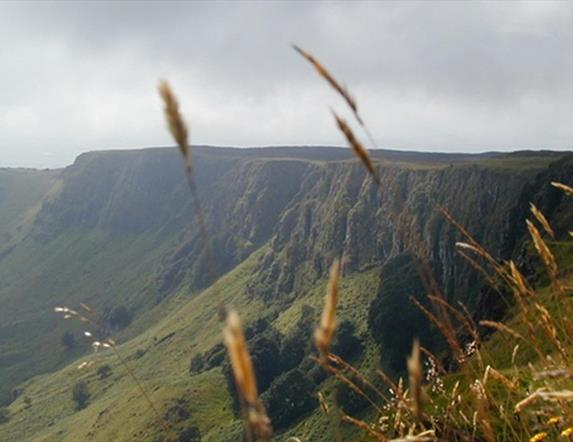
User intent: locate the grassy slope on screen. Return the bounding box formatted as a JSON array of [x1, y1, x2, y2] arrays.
[[0, 168, 60, 249], [365, 225, 573, 440], [1, 242, 380, 441], [0, 148, 567, 441], [0, 220, 194, 406], [1, 248, 264, 442], [476, 239, 573, 369]]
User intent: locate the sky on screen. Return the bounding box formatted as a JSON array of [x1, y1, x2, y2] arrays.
[[0, 1, 572, 168]]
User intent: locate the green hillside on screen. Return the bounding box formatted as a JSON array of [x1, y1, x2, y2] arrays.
[[0, 146, 571, 441], [0, 168, 60, 250]]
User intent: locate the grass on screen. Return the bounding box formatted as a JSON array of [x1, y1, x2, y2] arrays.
[[0, 168, 60, 250], [0, 246, 263, 441], [0, 242, 379, 441], [0, 227, 186, 404], [344, 202, 573, 441], [0, 148, 570, 441], [0, 64, 570, 440]]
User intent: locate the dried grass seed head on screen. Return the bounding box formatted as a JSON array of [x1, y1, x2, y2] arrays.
[[223, 310, 258, 405], [158, 80, 189, 162], [314, 258, 341, 357]]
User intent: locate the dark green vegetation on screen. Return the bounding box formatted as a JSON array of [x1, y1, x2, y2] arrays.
[[0, 407, 9, 424], [0, 146, 571, 441], [71, 381, 90, 410]]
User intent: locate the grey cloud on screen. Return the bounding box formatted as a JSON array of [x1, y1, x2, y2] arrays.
[[0, 1, 571, 167]]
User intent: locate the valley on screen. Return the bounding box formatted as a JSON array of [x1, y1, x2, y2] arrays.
[[0, 145, 571, 441]]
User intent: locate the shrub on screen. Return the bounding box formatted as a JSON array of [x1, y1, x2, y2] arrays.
[[203, 343, 225, 368], [222, 327, 283, 416], [163, 398, 190, 423], [262, 368, 317, 430], [189, 343, 225, 375], [107, 305, 132, 330], [221, 360, 239, 415], [135, 348, 146, 359], [249, 331, 283, 392], [72, 381, 90, 410], [368, 254, 435, 374], [97, 364, 112, 380], [11, 388, 22, 401], [334, 379, 370, 415], [331, 320, 363, 362], [61, 331, 77, 350], [280, 305, 315, 371], [178, 426, 201, 442], [244, 317, 272, 340], [189, 354, 203, 374]]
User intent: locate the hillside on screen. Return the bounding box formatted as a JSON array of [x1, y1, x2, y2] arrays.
[[0, 168, 60, 251], [0, 145, 571, 441]]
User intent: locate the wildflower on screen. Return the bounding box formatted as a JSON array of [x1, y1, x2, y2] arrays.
[[562, 427, 573, 438], [464, 340, 477, 358], [548, 416, 561, 425], [530, 432, 547, 442]]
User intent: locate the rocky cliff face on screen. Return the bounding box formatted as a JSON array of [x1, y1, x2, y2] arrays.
[[248, 162, 530, 307], [29, 147, 549, 304], [0, 146, 567, 404], [28, 147, 562, 310]]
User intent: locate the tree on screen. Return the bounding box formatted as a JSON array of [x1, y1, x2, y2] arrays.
[[331, 320, 363, 362], [97, 364, 112, 380], [72, 381, 90, 410], [223, 327, 283, 415], [334, 379, 370, 414], [249, 330, 283, 392], [280, 305, 315, 371], [262, 369, 317, 429], [368, 254, 435, 374]]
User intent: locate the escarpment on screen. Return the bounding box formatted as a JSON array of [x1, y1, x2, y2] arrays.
[[0, 146, 566, 405]]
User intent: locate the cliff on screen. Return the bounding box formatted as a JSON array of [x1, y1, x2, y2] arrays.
[[0, 146, 569, 441]]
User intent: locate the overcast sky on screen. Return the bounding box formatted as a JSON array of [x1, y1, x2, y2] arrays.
[[1, 1, 572, 168]]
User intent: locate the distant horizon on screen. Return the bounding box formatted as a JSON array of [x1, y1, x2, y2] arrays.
[[2, 143, 571, 170], [1, 2, 572, 169]]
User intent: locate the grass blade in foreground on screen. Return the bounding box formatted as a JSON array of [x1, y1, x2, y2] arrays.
[[223, 310, 272, 441], [158, 80, 190, 169], [314, 258, 341, 361], [292, 44, 363, 126], [331, 111, 380, 185]]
